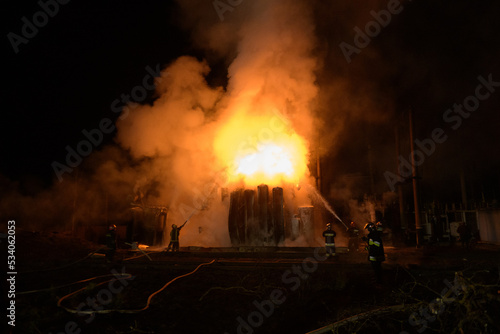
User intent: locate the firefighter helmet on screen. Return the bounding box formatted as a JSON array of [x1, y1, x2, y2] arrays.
[[326, 223, 332, 229], [376, 222, 383, 232], [172, 224, 177, 229], [364, 222, 375, 232], [109, 224, 116, 231]]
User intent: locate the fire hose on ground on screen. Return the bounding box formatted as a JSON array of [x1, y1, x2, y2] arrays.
[[57, 259, 216, 314]]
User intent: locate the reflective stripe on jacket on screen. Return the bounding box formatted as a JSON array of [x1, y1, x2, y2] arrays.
[[367, 231, 385, 262], [323, 230, 336, 245]]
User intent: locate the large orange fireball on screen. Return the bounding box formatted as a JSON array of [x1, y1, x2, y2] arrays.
[[214, 111, 309, 187]]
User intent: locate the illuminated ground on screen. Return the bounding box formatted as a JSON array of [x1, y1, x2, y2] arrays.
[[12, 230, 500, 334]]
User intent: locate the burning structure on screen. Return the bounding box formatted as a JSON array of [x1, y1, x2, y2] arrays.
[[110, 0, 328, 248], [126, 182, 325, 248], [123, 100, 327, 248], [213, 102, 322, 247], [227, 185, 317, 247]]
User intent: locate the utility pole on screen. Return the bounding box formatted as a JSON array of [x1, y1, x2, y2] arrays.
[[316, 142, 321, 194], [409, 106, 423, 246], [395, 124, 405, 233]]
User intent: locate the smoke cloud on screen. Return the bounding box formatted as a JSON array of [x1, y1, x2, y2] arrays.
[[113, 0, 322, 246]]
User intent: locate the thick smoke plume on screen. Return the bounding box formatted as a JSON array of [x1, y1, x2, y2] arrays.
[[113, 0, 321, 246]]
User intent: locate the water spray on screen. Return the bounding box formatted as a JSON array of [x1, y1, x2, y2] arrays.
[[181, 210, 196, 227], [178, 180, 220, 228], [304, 184, 348, 230]]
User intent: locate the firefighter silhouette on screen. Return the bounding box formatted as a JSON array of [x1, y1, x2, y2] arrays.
[[166, 221, 187, 252], [323, 223, 336, 257]]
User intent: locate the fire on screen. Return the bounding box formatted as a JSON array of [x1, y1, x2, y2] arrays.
[[236, 144, 293, 176], [214, 110, 309, 187]]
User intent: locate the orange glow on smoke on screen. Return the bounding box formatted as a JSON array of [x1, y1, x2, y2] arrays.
[[214, 111, 309, 187]]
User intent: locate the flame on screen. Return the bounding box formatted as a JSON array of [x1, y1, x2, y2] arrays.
[[214, 110, 309, 187]]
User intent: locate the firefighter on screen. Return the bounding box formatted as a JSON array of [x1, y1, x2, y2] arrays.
[[347, 221, 360, 252], [363, 222, 385, 284], [323, 223, 336, 258], [166, 221, 187, 252], [105, 224, 117, 262]]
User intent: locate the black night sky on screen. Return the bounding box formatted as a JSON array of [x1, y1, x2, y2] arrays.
[[2, 0, 500, 204], [3, 0, 189, 184]]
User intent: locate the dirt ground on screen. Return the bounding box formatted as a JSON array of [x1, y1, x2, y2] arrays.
[[7, 230, 500, 334]]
